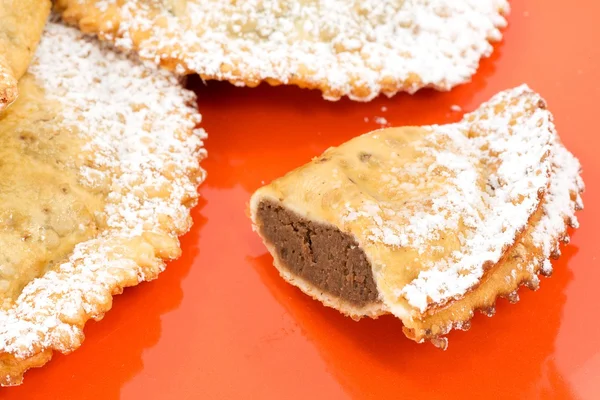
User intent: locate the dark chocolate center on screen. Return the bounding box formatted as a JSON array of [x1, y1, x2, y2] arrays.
[[256, 200, 379, 307]]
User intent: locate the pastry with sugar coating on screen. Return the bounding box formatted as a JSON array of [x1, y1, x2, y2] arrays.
[[249, 85, 584, 347], [0, 21, 206, 386], [0, 0, 51, 111], [56, 0, 509, 101]]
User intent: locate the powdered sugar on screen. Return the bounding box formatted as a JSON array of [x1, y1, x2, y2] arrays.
[[374, 116, 389, 127], [531, 140, 584, 264], [59, 0, 509, 101], [338, 85, 555, 311], [402, 138, 583, 313], [0, 21, 205, 384], [251, 85, 583, 342]]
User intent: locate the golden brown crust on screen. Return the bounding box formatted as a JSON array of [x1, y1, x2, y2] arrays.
[[0, 0, 51, 110], [250, 86, 584, 347], [411, 135, 585, 343], [0, 22, 206, 386], [56, 0, 509, 101], [0, 54, 17, 111], [0, 350, 53, 386], [404, 185, 582, 346]]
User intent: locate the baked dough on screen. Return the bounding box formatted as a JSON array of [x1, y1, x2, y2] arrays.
[[0, 0, 51, 110], [0, 21, 206, 386], [250, 85, 583, 347], [56, 0, 509, 101]]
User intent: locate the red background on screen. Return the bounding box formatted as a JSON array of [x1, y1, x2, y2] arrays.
[[5, 1, 600, 398]]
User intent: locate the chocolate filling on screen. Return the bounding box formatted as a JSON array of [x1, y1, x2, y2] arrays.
[[256, 200, 379, 307]]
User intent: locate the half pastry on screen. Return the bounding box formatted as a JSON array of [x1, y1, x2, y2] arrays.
[[0, 21, 206, 386], [250, 85, 584, 348], [0, 0, 51, 111], [56, 0, 509, 101]]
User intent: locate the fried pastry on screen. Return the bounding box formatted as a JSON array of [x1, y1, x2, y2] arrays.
[[56, 0, 509, 101], [0, 21, 206, 386], [0, 0, 51, 111], [249, 85, 584, 347]]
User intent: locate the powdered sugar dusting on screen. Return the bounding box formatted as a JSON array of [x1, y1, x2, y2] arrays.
[[59, 0, 509, 101], [339, 85, 555, 312], [251, 85, 583, 341], [0, 21, 205, 383], [531, 140, 584, 267], [374, 116, 389, 127]]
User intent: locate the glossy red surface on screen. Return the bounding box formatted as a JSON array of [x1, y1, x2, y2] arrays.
[[4, 1, 600, 398]]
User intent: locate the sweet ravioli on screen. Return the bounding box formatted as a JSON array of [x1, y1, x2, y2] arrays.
[[56, 0, 509, 101], [0, 0, 50, 110], [0, 22, 206, 386], [250, 86, 584, 347]]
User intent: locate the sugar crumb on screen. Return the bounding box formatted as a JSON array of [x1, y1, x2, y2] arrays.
[[374, 116, 389, 126]]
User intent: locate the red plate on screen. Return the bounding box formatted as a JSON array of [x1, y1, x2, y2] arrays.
[[5, 1, 600, 398]]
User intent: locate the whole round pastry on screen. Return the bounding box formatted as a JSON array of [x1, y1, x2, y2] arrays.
[[0, 21, 206, 386], [57, 0, 509, 101]]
